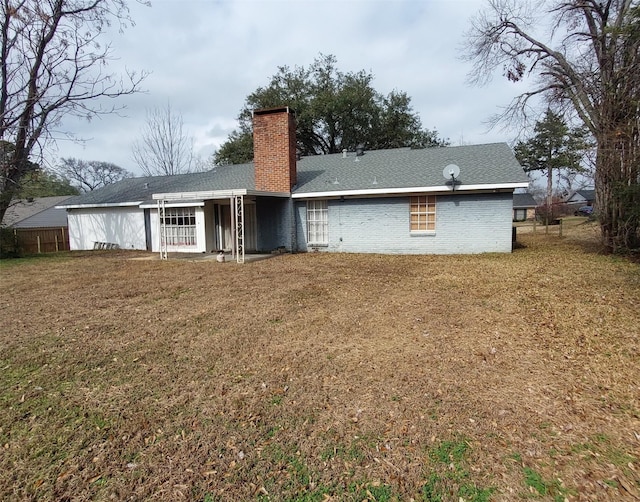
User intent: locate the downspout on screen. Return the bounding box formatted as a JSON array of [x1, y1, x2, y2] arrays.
[[289, 197, 297, 253]]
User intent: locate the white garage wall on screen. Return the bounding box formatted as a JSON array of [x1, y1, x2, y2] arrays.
[[68, 207, 146, 251]]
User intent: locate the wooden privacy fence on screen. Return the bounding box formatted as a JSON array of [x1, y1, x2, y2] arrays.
[[14, 227, 70, 254]]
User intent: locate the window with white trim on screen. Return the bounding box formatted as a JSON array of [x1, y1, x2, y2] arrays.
[[307, 200, 328, 245], [410, 195, 436, 232], [161, 207, 197, 246]]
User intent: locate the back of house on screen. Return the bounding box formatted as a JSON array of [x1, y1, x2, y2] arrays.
[[59, 107, 529, 257]]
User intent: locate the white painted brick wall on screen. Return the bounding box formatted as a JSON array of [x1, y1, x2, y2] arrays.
[[296, 192, 514, 254]]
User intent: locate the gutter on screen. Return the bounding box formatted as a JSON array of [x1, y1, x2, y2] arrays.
[[291, 182, 530, 199], [55, 201, 143, 209], [152, 189, 291, 200], [152, 189, 249, 200]]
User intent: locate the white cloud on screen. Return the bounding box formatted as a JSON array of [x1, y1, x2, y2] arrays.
[[55, 0, 527, 174]]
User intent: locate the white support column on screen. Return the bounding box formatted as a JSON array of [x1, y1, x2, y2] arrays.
[[158, 199, 168, 260], [229, 196, 236, 260], [234, 195, 245, 264]]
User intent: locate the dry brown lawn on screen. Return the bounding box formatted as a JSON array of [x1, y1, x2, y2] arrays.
[[1, 219, 639, 501]]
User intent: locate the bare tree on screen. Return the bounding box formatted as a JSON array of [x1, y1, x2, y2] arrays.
[[56, 158, 131, 192], [131, 102, 197, 176], [464, 0, 640, 252], [0, 0, 148, 225]]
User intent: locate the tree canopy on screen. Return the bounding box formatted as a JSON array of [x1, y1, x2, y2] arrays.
[[56, 158, 131, 192], [0, 0, 147, 225], [214, 55, 448, 165], [514, 109, 591, 221], [464, 0, 640, 252], [0, 141, 73, 202], [16, 170, 79, 199]]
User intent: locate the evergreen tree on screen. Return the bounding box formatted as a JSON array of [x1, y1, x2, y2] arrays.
[[17, 170, 79, 198], [515, 110, 591, 222], [214, 55, 448, 165]]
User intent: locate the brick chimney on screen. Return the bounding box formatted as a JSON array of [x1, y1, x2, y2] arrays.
[[253, 107, 297, 192]]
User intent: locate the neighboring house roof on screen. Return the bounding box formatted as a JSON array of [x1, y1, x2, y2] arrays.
[[59, 143, 529, 208], [567, 189, 595, 203], [513, 193, 537, 209], [2, 196, 72, 228]]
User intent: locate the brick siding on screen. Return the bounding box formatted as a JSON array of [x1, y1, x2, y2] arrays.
[[296, 192, 514, 254], [253, 107, 297, 192]]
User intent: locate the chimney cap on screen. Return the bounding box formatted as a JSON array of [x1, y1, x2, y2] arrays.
[[253, 106, 295, 117]]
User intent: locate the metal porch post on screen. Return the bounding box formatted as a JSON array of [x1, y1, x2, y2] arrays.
[[158, 199, 168, 260], [234, 194, 245, 264]]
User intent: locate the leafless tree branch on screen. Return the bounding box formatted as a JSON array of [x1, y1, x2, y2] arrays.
[[463, 0, 639, 251], [0, 0, 148, 224], [131, 102, 196, 176]]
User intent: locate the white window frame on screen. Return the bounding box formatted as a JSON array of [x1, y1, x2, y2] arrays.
[[514, 208, 527, 222], [307, 200, 328, 246], [410, 195, 436, 233], [161, 207, 197, 246]]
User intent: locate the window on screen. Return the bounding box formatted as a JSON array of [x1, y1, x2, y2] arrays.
[[160, 207, 197, 246], [410, 195, 436, 232], [514, 209, 527, 222], [307, 200, 328, 245]]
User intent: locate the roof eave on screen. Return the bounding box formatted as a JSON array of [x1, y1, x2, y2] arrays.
[[152, 189, 249, 200], [151, 189, 291, 200], [291, 182, 529, 199], [56, 201, 143, 209], [139, 201, 205, 208], [248, 190, 291, 198]]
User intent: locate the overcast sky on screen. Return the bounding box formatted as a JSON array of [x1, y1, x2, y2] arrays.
[[55, 0, 531, 176]]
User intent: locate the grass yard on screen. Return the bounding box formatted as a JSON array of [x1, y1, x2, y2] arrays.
[[0, 219, 638, 501]]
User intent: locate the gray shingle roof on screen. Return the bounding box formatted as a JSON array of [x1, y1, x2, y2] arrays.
[[61, 163, 255, 206], [577, 189, 595, 201], [2, 196, 72, 227], [59, 143, 527, 207], [566, 188, 596, 203], [293, 143, 528, 194], [513, 193, 537, 208]]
